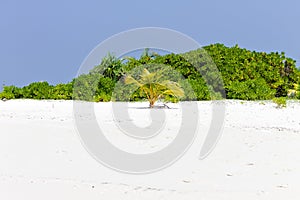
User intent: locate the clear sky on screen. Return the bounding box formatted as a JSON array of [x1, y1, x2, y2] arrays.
[[1, 0, 299, 87]]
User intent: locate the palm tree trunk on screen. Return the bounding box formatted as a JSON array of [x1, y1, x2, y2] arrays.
[[149, 100, 155, 108]]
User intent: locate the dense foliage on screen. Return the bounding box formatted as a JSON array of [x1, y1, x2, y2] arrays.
[[204, 44, 300, 99], [1, 44, 299, 101], [0, 81, 73, 100]]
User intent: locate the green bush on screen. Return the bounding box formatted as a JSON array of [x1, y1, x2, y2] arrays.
[[272, 97, 287, 108], [21, 82, 54, 99], [94, 77, 115, 102], [0, 86, 22, 99], [204, 44, 300, 98], [296, 84, 300, 99], [51, 83, 73, 100], [73, 73, 101, 101], [226, 78, 276, 100]]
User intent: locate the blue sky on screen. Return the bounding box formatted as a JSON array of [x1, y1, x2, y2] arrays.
[[1, 0, 300, 87]]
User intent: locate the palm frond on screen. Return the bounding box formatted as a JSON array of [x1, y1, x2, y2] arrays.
[[124, 75, 142, 87], [124, 68, 184, 107]]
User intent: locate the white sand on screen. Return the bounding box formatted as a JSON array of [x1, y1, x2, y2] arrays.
[[0, 100, 300, 200]]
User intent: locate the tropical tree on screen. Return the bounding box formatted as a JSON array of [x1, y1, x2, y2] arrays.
[[90, 53, 124, 81], [124, 68, 184, 108]]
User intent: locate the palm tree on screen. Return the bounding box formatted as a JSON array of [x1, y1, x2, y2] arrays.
[[124, 68, 184, 108]]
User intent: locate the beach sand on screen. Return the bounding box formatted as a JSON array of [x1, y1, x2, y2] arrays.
[[0, 100, 299, 200]]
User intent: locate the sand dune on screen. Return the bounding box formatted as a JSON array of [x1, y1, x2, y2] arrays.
[[0, 100, 299, 200]]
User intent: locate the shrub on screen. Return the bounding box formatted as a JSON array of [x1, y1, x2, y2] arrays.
[[21, 81, 54, 99], [272, 97, 287, 108], [204, 44, 300, 98], [226, 78, 276, 100], [295, 84, 300, 99], [94, 77, 115, 102], [0, 86, 22, 99], [51, 83, 73, 100], [73, 73, 101, 101]]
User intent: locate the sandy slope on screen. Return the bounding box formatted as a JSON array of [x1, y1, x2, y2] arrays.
[[0, 100, 299, 200]]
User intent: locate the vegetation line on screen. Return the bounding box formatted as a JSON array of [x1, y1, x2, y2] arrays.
[[1, 44, 299, 104]]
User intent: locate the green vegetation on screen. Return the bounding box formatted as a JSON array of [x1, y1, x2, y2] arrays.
[[272, 97, 287, 108], [124, 68, 184, 108], [203, 44, 300, 99], [0, 81, 73, 100], [1, 44, 300, 102]]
